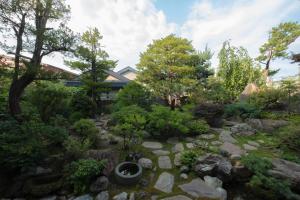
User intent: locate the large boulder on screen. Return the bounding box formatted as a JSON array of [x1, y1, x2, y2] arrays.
[[268, 159, 300, 190], [89, 176, 109, 193], [194, 154, 232, 182], [138, 158, 153, 169], [85, 149, 119, 176], [230, 123, 256, 136], [246, 119, 288, 133], [194, 103, 224, 128]]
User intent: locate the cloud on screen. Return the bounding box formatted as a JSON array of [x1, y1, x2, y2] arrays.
[[181, 0, 300, 79]]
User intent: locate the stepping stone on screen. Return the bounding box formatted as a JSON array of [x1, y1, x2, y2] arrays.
[[199, 134, 215, 140], [219, 130, 237, 143], [142, 141, 162, 149], [258, 140, 265, 144], [211, 141, 223, 146], [220, 142, 245, 157], [74, 195, 93, 200], [186, 143, 195, 149], [174, 153, 182, 167], [178, 178, 224, 199], [161, 195, 192, 200], [247, 141, 260, 147], [152, 150, 170, 156], [154, 172, 174, 193], [243, 144, 258, 151], [172, 143, 184, 153], [185, 137, 195, 142], [167, 137, 179, 144], [158, 156, 172, 169]]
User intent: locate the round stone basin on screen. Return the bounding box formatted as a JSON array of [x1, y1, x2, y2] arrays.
[[114, 162, 142, 185]]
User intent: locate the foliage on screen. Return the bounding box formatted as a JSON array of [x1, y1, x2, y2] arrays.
[[68, 159, 106, 194], [280, 78, 299, 113], [248, 87, 284, 110], [218, 41, 264, 101], [137, 34, 199, 109], [225, 102, 261, 119], [0, 118, 68, 169], [204, 76, 232, 104], [72, 119, 98, 144], [257, 22, 300, 72], [241, 154, 296, 200], [25, 81, 72, 121], [279, 124, 300, 154], [115, 81, 153, 110], [0, 71, 11, 113], [66, 27, 116, 114], [180, 150, 199, 167], [186, 119, 210, 135], [63, 137, 91, 160], [112, 105, 147, 148], [69, 89, 96, 119]]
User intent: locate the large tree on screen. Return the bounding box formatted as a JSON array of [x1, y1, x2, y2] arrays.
[[218, 41, 263, 101], [66, 28, 116, 114], [0, 0, 76, 119], [257, 22, 300, 77], [137, 34, 200, 109]]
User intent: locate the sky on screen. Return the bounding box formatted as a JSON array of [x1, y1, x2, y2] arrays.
[[1, 0, 300, 80]]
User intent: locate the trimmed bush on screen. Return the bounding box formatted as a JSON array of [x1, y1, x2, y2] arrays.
[[225, 102, 261, 119], [180, 150, 199, 167], [72, 119, 98, 144]]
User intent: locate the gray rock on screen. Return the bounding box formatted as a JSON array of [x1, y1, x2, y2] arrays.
[[90, 176, 108, 193], [230, 154, 242, 162], [152, 150, 170, 156], [172, 143, 184, 153], [220, 142, 245, 157], [36, 167, 52, 175], [154, 172, 174, 193], [247, 141, 260, 147], [185, 137, 195, 142], [186, 143, 195, 149], [230, 123, 256, 136], [151, 195, 159, 200], [174, 153, 182, 167], [40, 196, 57, 200], [246, 118, 288, 133], [180, 173, 188, 179], [243, 144, 257, 151], [199, 134, 215, 140], [219, 130, 237, 143], [161, 195, 192, 200], [95, 191, 109, 200], [73, 195, 93, 200], [204, 176, 223, 188], [167, 137, 179, 144], [180, 165, 190, 173], [216, 187, 227, 200], [142, 141, 162, 149], [138, 158, 153, 169], [158, 156, 172, 169], [179, 178, 223, 199], [113, 192, 128, 200], [269, 159, 300, 188]]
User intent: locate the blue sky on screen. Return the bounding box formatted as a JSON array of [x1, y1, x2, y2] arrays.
[[1, 0, 300, 80]]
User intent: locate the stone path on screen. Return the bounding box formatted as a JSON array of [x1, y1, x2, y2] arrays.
[[152, 150, 170, 156], [161, 195, 192, 200], [154, 172, 174, 193], [142, 141, 163, 149], [220, 142, 245, 156], [172, 143, 184, 153], [219, 130, 237, 143], [158, 156, 172, 169]]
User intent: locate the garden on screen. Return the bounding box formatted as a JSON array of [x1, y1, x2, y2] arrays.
[[1, 1, 300, 200]]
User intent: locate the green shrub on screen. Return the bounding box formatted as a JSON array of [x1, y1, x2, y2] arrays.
[[70, 89, 96, 118], [225, 102, 261, 119], [187, 120, 210, 135], [68, 159, 106, 194], [279, 124, 300, 154], [63, 137, 91, 159], [249, 88, 284, 110], [180, 150, 199, 167], [112, 105, 147, 149], [72, 119, 98, 144], [25, 81, 72, 121], [115, 81, 153, 110], [241, 154, 296, 199]]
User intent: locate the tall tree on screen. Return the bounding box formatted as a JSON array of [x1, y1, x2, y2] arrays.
[[137, 34, 199, 109], [0, 0, 76, 119], [218, 41, 263, 101], [66, 28, 116, 115], [257, 22, 300, 77]]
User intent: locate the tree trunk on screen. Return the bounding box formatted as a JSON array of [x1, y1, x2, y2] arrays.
[[170, 98, 176, 110]]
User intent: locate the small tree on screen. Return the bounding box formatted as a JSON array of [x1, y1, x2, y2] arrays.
[[257, 22, 300, 77], [281, 79, 299, 114], [137, 34, 199, 110], [67, 28, 116, 115]]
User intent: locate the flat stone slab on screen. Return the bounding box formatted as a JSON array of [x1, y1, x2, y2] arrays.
[[142, 141, 163, 149], [178, 178, 223, 199], [219, 130, 237, 143], [158, 156, 172, 169], [167, 137, 179, 144], [172, 143, 184, 153], [186, 143, 195, 149], [154, 172, 174, 193], [161, 195, 192, 200], [247, 141, 260, 147], [174, 153, 182, 166], [243, 144, 258, 151], [152, 150, 170, 156], [220, 142, 245, 156], [211, 141, 223, 146], [198, 134, 215, 140]]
